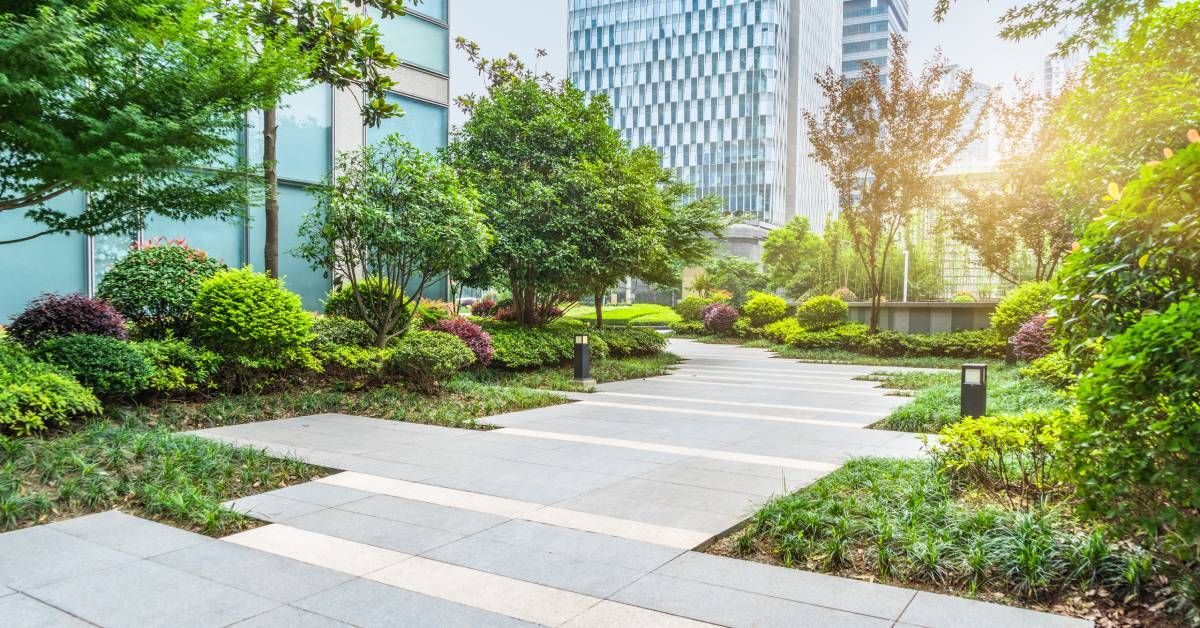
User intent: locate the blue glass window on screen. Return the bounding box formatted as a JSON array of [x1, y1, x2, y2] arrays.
[[374, 12, 449, 75], [142, 214, 244, 268], [0, 193, 88, 321], [247, 184, 330, 310], [409, 0, 446, 22], [249, 84, 333, 184], [367, 93, 449, 152]]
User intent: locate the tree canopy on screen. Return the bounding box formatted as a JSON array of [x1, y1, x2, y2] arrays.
[[761, 217, 826, 300], [933, 0, 1161, 56]]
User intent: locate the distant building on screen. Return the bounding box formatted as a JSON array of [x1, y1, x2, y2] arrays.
[[841, 0, 909, 83]]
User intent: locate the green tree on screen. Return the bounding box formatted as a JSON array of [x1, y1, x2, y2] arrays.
[[805, 37, 979, 330], [296, 136, 490, 347], [447, 43, 624, 326], [701, 257, 768, 306], [933, 0, 1160, 55], [242, 0, 410, 278], [761, 217, 826, 300], [0, 0, 302, 244]]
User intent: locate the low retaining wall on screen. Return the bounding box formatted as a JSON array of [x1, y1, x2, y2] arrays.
[[847, 302, 996, 333]]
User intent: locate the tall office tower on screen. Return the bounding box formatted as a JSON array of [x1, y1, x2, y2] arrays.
[[568, 0, 841, 231], [841, 0, 909, 82]]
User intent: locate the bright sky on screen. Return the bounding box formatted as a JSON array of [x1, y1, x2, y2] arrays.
[[448, 0, 1060, 126]]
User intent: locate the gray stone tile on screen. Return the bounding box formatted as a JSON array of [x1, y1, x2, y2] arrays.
[[611, 572, 893, 627], [426, 459, 625, 504], [0, 584, 13, 597], [476, 519, 683, 572], [337, 494, 509, 535], [0, 592, 92, 627], [230, 605, 354, 627], [899, 591, 1090, 628], [293, 578, 537, 628], [50, 510, 209, 558], [29, 559, 276, 628], [318, 454, 444, 480], [554, 490, 745, 533], [656, 551, 915, 620], [570, 477, 762, 518], [286, 507, 462, 554], [225, 493, 328, 522], [0, 525, 137, 589], [422, 534, 647, 597], [266, 482, 375, 507], [151, 540, 353, 603]]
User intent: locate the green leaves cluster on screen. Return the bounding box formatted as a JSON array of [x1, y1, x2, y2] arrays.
[[34, 334, 154, 397], [97, 241, 227, 339], [0, 338, 100, 435], [990, 281, 1054, 340], [386, 330, 475, 394]]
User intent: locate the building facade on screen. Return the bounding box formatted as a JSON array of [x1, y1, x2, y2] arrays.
[[840, 0, 908, 82], [0, 2, 452, 321], [568, 0, 841, 231]]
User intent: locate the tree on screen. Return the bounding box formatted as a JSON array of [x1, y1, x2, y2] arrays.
[[761, 217, 826, 300], [296, 136, 490, 348], [946, 82, 1075, 285], [805, 37, 979, 331], [933, 0, 1161, 56], [0, 0, 303, 244], [700, 257, 769, 306], [243, 0, 409, 278], [447, 43, 625, 326]]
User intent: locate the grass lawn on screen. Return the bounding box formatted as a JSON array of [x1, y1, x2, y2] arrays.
[[566, 303, 682, 326], [711, 457, 1167, 624], [463, 353, 682, 392]]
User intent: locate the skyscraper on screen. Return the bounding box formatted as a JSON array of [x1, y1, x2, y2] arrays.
[[841, 0, 909, 82], [568, 0, 841, 232]]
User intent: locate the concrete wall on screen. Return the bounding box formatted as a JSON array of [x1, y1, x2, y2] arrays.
[[847, 302, 996, 333]]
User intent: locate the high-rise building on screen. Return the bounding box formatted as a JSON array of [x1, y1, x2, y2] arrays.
[[841, 0, 909, 82], [568, 0, 841, 233], [0, 3, 452, 320]]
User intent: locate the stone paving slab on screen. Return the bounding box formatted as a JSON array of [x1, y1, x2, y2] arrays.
[[0, 592, 93, 627], [230, 605, 354, 628], [150, 540, 354, 604], [49, 510, 210, 558], [292, 578, 537, 628]]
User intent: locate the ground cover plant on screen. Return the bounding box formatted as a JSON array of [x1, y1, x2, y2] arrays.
[[465, 353, 681, 392], [566, 303, 682, 327]]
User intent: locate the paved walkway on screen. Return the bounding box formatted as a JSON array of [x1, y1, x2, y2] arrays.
[[0, 340, 1089, 627]]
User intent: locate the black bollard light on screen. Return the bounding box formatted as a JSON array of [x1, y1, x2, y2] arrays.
[[960, 363, 988, 418], [573, 334, 595, 386]]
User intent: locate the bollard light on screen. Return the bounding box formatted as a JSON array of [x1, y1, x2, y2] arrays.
[[573, 334, 595, 385], [960, 363, 988, 418]]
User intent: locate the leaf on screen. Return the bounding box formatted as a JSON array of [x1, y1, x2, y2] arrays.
[[1107, 181, 1121, 200], [1188, 128, 1200, 144], [1137, 254, 1149, 269]]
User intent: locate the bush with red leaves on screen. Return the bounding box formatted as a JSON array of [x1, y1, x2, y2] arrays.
[[470, 299, 497, 317], [428, 317, 494, 366], [1012, 314, 1054, 361], [8, 293, 127, 347], [702, 303, 740, 335]]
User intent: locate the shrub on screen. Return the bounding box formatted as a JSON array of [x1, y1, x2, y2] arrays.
[[732, 317, 754, 337], [387, 330, 474, 393], [134, 338, 222, 394], [708, 289, 733, 303], [470, 298, 497, 317], [790, 322, 870, 351], [674, 296, 712, 322], [597, 327, 667, 357], [95, 240, 226, 338], [324, 277, 429, 341], [795, 295, 849, 331], [314, 344, 392, 377], [1020, 352, 1075, 389], [1011, 315, 1053, 361], [991, 281, 1054, 339], [191, 268, 316, 372], [831, 287, 858, 302], [1070, 298, 1200, 598], [702, 303, 739, 335], [931, 410, 1071, 498], [35, 334, 153, 397], [429, 317, 494, 366], [950, 291, 977, 303], [484, 320, 610, 369], [762, 318, 802, 344], [8, 293, 127, 347], [0, 339, 101, 435], [668, 321, 706, 336], [311, 315, 375, 349], [415, 301, 451, 328], [493, 305, 562, 325], [741, 291, 788, 327]]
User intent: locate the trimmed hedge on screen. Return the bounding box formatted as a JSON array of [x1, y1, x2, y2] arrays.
[[596, 327, 667, 357], [668, 321, 706, 336], [96, 241, 226, 338], [742, 291, 788, 327], [673, 296, 711, 322], [192, 268, 316, 373], [387, 330, 474, 394], [763, 321, 1006, 359], [134, 338, 222, 394], [482, 320, 609, 369], [35, 334, 154, 397]]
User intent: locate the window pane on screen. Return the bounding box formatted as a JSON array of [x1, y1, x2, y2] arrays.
[[367, 93, 448, 152], [375, 13, 449, 74], [249, 84, 332, 183], [142, 214, 244, 268], [0, 193, 89, 321], [410, 0, 446, 22], [247, 183, 329, 310]]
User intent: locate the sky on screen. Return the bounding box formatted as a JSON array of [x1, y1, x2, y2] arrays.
[[447, 0, 1060, 127]]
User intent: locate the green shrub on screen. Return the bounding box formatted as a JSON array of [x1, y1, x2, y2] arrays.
[[1020, 352, 1075, 389], [191, 268, 317, 373], [668, 321, 706, 336], [950, 291, 977, 303], [790, 322, 870, 351], [387, 330, 474, 393], [35, 334, 153, 397], [931, 410, 1071, 498], [323, 276, 395, 320], [732, 317, 754, 338], [96, 240, 226, 338], [595, 327, 666, 357], [762, 318, 802, 344], [831, 287, 858, 302], [796, 295, 849, 331], [674, 296, 712, 322], [0, 339, 101, 435], [1070, 298, 1200, 600], [741, 291, 788, 327], [315, 344, 392, 377], [991, 281, 1054, 339], [134, 338, 222, 394], [880, 329, 1007, 359], [311, 315, 375, 349], [483, 320, 610, 369]]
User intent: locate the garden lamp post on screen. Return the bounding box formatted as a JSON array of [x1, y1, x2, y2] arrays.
[[960, 363, 988, 418], [574, 334, 595, 386]]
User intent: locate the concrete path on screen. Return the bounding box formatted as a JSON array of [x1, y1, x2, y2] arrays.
[[0, 339, 1089, 627]]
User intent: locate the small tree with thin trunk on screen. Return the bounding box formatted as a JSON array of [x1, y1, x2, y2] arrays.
[[804, 36, 979, 331], [296, 136, 490, 347]]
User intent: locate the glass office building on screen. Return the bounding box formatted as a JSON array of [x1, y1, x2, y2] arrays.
[[841, 0, 909, 82], [568, 0, 841, 229], [0, 2, 451, 321]]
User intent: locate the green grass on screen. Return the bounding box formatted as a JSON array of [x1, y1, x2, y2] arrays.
[[462, 353, 682, 392], [565, 303, 682, 326], [734, 339, 976, 369], [725, 457, 1154, 608], [874, 365, 1072, 433], [0, 421, 324, 534]]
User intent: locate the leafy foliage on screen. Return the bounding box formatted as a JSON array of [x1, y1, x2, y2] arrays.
[[696, 257, 769, 306], [668, 321, 706, 336], [34, 334, 153, 397], [761, 216, 826, 299], [702, 303, 739, 335], [386, 330, 474, 394], [880, 367, 1070, 433], [991, 281, 1054, 339], [134, 338, 221, 394], [191, 268, 316, 373], [96, 240, 226, 338], [795, 295, 849, 331], [310, 315, 375, 349], [1011, 315, 1054, 361], [595, 327, 667, 357], [674, 296, 712, 322], [741, 291, 788, 327], [1020, 352, 1076, 390], [931, 410, 1071, 499], [0, 339, 100, 435], [8, 293, 127, 347], [483, 320, 611, 369], [428, 317, 494, 367], [470, 299, 497, 317], [933, 0, 1157, 56]]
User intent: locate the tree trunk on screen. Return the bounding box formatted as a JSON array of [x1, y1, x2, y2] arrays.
[[594, 293, 603, 329], [869, 293, 882, 332], [263, 105, 280, 279]]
